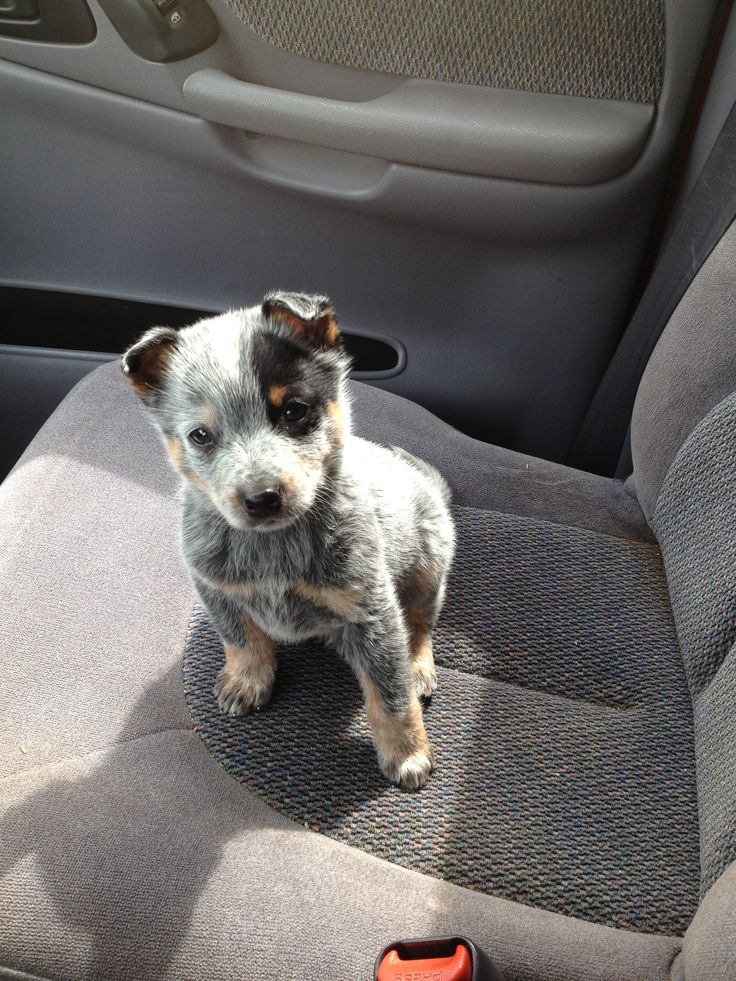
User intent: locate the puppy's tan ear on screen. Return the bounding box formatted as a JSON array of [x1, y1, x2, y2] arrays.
[[262, 291, 340, 349], [122, 326, 179, 399]]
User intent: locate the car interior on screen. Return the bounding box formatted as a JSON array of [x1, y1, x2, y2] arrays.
[[2, 1, 736, 979]]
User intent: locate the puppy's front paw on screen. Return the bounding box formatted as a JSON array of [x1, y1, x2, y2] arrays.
[[362, 682, 435, 790], [214, 664, 274, 716], [381, 744, 435, 790]]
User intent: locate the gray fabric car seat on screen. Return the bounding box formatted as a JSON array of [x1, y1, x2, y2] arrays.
[[631, 219, 736, 913], [1, 227, 736, 979]]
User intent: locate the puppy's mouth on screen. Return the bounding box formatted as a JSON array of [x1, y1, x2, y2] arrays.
[[223, 502, 303, 534], [244, 511, 300, 533]]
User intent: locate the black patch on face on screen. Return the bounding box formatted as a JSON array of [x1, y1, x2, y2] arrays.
[[251, 327, 344, 437]]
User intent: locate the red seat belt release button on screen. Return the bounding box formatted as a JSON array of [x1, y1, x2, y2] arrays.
[[377, 943, 472, 981]]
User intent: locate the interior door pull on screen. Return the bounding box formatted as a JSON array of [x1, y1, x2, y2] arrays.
[[182, 68, 654, 186]]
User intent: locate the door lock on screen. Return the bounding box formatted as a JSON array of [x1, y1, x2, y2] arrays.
[[97, 0, 218, 62]]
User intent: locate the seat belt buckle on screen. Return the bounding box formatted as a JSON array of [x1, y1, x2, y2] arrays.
[[374, 936, 504, 981]]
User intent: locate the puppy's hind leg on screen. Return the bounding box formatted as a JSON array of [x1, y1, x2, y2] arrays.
[[401, 567, 448, 700]]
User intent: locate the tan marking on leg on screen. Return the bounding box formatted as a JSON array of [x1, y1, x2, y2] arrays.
[[292, 581, 362, 620], [214, 617, 276, 716], [220, 580, 260, 599], [268, 384, 289, 408], [325, 399, 345, 443], [409, 626, 437, 699], [360, 678, 434, 790], [402, 568, 440, 698], [196, 572, 260, 600]]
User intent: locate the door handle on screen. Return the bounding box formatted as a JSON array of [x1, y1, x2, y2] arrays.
[[97, 0, 218, 63], [182, 68, 653, 186]]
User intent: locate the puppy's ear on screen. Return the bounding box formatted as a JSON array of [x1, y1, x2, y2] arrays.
[[122, 326, 179, 399], [262, 291, 340, 349]]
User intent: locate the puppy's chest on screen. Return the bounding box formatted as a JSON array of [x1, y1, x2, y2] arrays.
[[194, 518, 365, 640], [238, 578, 360, 642]]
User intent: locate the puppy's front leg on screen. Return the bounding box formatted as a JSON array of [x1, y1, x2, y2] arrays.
[[195, 579, 276, 716], [216, 618, 276, 716], [338, 593, 434, 790]]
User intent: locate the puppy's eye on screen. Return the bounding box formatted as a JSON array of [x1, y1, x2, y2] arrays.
[[188, 426, 213, 446], [283, 400, 308, 423]]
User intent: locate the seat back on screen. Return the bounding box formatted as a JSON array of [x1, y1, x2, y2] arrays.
[[632, 219, 736, 898]]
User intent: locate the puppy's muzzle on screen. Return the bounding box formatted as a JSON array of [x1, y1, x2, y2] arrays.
[[242, 486, 282, 519]]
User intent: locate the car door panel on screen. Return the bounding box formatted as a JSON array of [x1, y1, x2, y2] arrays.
[[0, 0, 720, 464]]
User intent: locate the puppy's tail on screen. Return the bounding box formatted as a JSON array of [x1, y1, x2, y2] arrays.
[[391, 446, 452, 504]]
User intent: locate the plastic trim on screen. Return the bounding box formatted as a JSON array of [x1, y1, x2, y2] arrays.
[[182, 69, 655, 185]]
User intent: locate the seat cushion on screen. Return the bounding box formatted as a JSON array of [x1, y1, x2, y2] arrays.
[[353, 381, 653, 542], [0, 362, 689, 980], [184, 503, 699, 934]]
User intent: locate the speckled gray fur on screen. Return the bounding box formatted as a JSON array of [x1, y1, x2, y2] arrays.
[[122, 292, 455, 789]]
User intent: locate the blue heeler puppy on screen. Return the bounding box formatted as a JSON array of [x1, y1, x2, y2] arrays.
[[122, 292, 455, 789]]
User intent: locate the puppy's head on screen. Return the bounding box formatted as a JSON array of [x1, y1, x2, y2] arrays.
[[122, 291, 351, 532]]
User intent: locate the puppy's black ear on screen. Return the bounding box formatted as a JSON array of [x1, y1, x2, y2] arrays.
[[122, 326, 179, 399], [262, 291, 340, 349]]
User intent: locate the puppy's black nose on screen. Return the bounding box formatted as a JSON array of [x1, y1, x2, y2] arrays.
[[243, 487, 282, 517]]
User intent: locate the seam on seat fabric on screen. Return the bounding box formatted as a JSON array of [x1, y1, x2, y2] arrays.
[[454, 499, 657, 550], [436, 662, 657, 714], [0, 968, 53, 981], [0, 726, 194, 785], [668, 947, 685, 980], [652, 394, 736, 689]]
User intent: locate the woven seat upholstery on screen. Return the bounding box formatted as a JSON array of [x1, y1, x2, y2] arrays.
[[183, 504, 699, 935], [2, 225, 736, 978]]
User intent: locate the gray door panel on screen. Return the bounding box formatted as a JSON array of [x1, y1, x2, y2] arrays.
[[0, 0, 720, 462]]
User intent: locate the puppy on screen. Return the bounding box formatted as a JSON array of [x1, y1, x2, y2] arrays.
[[122, 291, 455, 789]]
